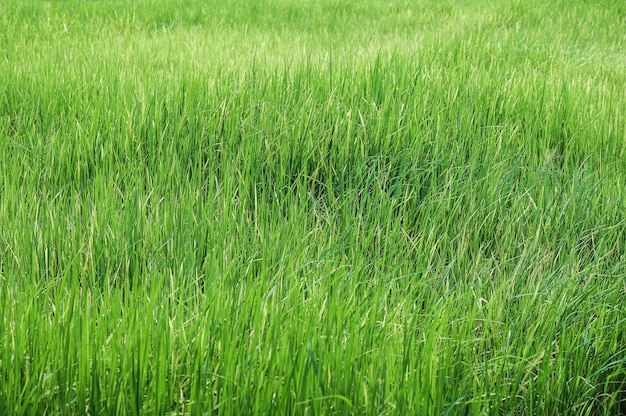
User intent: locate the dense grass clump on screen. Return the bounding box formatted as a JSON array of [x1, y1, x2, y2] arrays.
[[1, 0, 625, 414]]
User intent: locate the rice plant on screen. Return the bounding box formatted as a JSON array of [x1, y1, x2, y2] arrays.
[[1, 0, 624, 414]]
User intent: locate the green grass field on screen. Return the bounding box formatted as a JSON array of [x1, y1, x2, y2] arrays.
[[1, 0, 625, 414]]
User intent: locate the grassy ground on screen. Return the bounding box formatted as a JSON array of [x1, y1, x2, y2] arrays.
[[1, 0, 625, 414]]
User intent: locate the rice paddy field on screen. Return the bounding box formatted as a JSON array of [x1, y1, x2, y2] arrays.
[[1, 0, 625, 414]]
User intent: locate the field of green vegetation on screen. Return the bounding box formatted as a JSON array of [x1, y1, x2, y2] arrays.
[[1, 0, 625, 414]]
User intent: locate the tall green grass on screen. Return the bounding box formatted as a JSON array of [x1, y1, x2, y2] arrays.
[[1, 0, 625, 414]]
